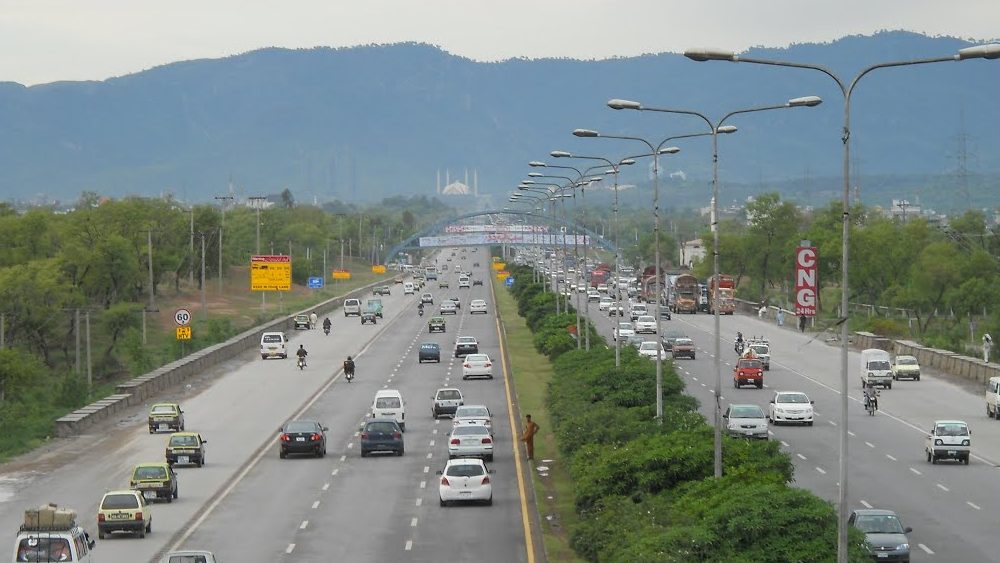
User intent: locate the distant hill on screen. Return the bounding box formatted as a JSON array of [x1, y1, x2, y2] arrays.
[[0, 31, 998, 211]]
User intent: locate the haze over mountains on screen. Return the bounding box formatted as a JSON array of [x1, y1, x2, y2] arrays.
[[1, 31, 997, 211]]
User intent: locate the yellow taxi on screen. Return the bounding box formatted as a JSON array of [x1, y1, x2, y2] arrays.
[[147, 403, 185, 434], [97, 489, 151, 539], [165, 432, 207, 467], [129, 462, 179, 503]]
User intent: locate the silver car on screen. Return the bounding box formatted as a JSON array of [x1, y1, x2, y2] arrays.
[[453, 405, 493, 435], [448, 424, 494, 461], [723, 404, 769, 440]]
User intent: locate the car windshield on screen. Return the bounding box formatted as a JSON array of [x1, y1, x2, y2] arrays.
[[472, 300, 486, 306], [446, 463, 485, 477], [675, 339, 693, 346], [151, 405, 176, 415], [751, 345, 768, 354], [637, 316, 655, 323], [101, 492, 139, 509], [730, 406, 764, 418], [295, 315, 308, 320], [618, 323, 633, 330], [167, 556, 212, 563], [739, 360, 763, 369], [777, 393, 809, 404], [437, 390, 461, 400], [868, 360, 891, 370], [457, 407, 489, 417], [458, 338, 476, 344], [935, 423, 969, 436], [285, 421, 319, 433], [897, 357, 917, 365], [366, 422, 398, 433], [134, 466, 167, 480], [441, 302, 455, 308], [376, 397, 402, 409], [453, 425, 489, 436], [639, 343, 660, 351], [16, 538, 72, 561], [169, 435, 199, 447], [262, 334, 282, 343], [855, 515, 904, 534]]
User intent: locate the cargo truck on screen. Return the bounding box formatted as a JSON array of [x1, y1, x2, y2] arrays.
[[672, 274, 699, 314], [708, 274, 736, 314]]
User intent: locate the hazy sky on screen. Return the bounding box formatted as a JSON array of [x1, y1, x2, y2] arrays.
[[2, 0, 998, 85]]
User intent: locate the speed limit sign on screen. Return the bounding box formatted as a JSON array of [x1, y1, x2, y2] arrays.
[[174, 308, 192, 326]]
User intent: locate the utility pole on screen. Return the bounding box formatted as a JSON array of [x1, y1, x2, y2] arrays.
[[200, 232, 208, 320], [214, 194, 234, 293], [189, 206, 194, 286], [248, 196, 267, 311], [140, 227, 158, 345], [85, 310, 92, 388], [74, 309, 81, 375]]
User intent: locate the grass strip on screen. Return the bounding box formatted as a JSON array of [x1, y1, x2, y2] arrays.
[[494, 284, 584, 563]]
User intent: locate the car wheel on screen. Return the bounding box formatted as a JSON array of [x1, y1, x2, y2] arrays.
[[733, 379, 738, 388], [148, 427, 154, 434], [485, 454, 494, 462], [166, 494, 173, 504], [280, 450, 287, 459], [398, 448, 404, 457], [692, 354, 696, 360], [964, 456, 970, 465], [440, 497, 447, 507], [261, 355, 267, 360], [756, 382, 763, 389], [806, 421, 813, 427], [887, 382, 892, 390], [400, 423, 405, 432], [931, 454, 937, 464], [916, 375, 920, 381], [138, 527, 146, 539], [361, 450, 369, 458], [485, 496, 493, 506], [98, 530, 106, 540], [146, 520, 152, 533]]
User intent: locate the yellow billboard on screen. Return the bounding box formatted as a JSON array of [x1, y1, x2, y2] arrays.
[[250, 255, 291, 291], [496, 270, 510, 280], [371, 265, 387, 274], [491, 262, 506, 271], [332, 269, 352, 280]]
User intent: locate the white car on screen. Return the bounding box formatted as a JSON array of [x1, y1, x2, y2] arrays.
[[608, 304, 625, 316], [614, 322, 635, 341], [421, 292, 434, 304], [439, 458, 493, 506], [634, 315, 657, 334], [629, 304, 648, 321], [638, 341, 666, 360], [448, 424, 494, 461], [925, 420, 971, 465], [462, 353, 493, 379], [598, 297, 613, 311], [597, 283, 609, 293], [453, 405, 493, 435], [723, 404, 769, 440], [767, 391, 815, 426], [439, 300, 458, 315], [469, 299, 488, 314]]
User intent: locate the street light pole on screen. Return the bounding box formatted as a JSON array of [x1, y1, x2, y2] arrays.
[[214, 195, 234, 294], [249, 196, 267, 311], [684, 42, 999, 561]]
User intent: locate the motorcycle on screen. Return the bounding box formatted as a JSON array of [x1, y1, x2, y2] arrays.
[[344, 363, 355, 382], [864, 390, 879, 415], [418, 308, 424, 317], [297, 356, 307, 370], [323, 325, 331, 336], [734, 341, 745, 355]]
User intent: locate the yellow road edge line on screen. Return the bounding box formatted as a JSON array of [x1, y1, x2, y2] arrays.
[[493, 276, 537, 563]]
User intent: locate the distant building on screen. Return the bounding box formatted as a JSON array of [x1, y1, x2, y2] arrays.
[[888, 199, 921, 221], [437, 169, 479, 196], [681, 239, 706, 268]]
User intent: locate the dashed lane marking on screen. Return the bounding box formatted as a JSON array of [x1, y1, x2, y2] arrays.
[[816, 467, 826, 474], [322, 483, 330, 491], [967, 501, 981, 510], [886, 454, 897, 461], [416, 498, 423, 507], [286, 544, 296, 554], [860, 500, 873, 509], [312, 501, 320, 509], [796, 453, 807, 461], [423, 466, 430, 473], [300, 520, 309, 529], [936, 483, 949, 492], [426, 452, 433, 459], [411, 518, 418, 527], [918, 544, 934, 555], [420, 481, 426, 489], [865, 441, 875, 448], [909, 467, 922, 476], [429, 440, 435, 447], [340, 455, 347, 462], [780, 440, 790, 447], [405, 540, 414, 551]]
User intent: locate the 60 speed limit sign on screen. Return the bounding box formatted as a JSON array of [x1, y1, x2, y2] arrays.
[[174, 308, 192, 326]]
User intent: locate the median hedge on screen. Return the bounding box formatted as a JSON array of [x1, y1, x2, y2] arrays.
[[504, 264, 869, 562]]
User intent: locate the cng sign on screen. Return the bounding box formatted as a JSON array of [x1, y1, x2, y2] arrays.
[[794, 246, 818, 316]]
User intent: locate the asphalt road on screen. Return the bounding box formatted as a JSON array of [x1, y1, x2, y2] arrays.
[[0, 251, 531, 563], [586, 296, 1000, 561]]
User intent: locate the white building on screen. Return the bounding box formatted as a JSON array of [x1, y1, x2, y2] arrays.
[[681, 239, 706, 267]]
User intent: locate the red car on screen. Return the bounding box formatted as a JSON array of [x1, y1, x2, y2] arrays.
[[733, 357, 764, 389]]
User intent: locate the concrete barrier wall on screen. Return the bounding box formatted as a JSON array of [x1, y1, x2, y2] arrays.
[[54, 279, 391, 437]]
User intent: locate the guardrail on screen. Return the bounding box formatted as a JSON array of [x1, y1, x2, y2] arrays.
[[54, 279, 392, 437]]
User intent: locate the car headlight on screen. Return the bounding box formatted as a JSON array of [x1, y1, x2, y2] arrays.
[[867, 371, 875, 377], [963, 440, 970, 446], [935, 439, 943, 446], [775, 408, 786, 413], [897, 543, 909, 551]]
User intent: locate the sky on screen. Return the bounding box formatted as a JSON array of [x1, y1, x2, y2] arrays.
[[1, 0, 998, 86]]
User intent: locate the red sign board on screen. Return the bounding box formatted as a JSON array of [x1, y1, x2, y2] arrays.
[[794, 246, 818, 316]]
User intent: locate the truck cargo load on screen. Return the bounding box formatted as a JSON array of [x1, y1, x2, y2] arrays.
[[672, 274, 699, 314], [709, 274, 736, 314]]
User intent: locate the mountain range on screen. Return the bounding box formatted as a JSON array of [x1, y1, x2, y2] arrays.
[[1, 31, 998, 212]]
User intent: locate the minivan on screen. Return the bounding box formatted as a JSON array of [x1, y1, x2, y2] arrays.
[[371, 389, 406, 431], [986, 376, 1000, 418], [860, 348, 893, 389], [403, 282, 415, 295], [458, 275, 471, 288], [343, 298, 362, 317], [260, 332, 288, 360]]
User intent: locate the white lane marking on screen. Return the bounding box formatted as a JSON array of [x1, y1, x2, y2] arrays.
[[865, 441, 875, 448], [828, 420, 837, 426], [936, 483, 950, 492], [354, 431, 360, 437], [692, 377, 698, 381], [860, 500, 873, 509], [300, 520, 309, 529], [796, 453, 807, 461], [286, 544, 296, 554], [312, 501, 320, 509], [383, 384, 389, 388], [435, 419, 440, 424], [416, 498, 423, 507], [767, 430, 774, 436], [420, 480, 426, 489], [885, 454, 897, 461], [405, 540, 414, 551], [411, 517, 418, 527], [322, 483, 330, 491], [967, 501, 981, 510], [429, 440, 435, 447], [816, 467, 826, 474], [423, 466, 430, 473], [909, 467, 922, 476], [847, 431, 855, 437], [918, 544, 934, 555], [432, 428, 438, 435], [340, 455, 347, 462], [780, 440, 790, 447], [426, 452, 433, 459], [332, 469, 339, 476], [347, 443, 354, 449]]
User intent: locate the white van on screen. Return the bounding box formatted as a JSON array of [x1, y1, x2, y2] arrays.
[[986, 376, 1000, 419], [371, 389, 406, 431], [924, 419, 971, 464], [860, 348, 893, 389], [14, 505, 95, 562], [260, 332, 288, 360], [403, 282, 415, 295], [343, 298, 362, 317], [458, 275, 471, 289]]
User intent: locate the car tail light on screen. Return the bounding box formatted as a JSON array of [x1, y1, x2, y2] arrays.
[[393, 432, 402, 439], [280, 434, 291, 442], [98, 514, 105, 522], [360, 432, 369, 439], [481, 437, 492, 444], [450, 438, 461, 445], [463, 363, 471, 368], [310, 433, 322, 441], [135, 512, 144, 521], [481, 476, 491, 485], [440, 477, 450, 486], [484, 363, 492, 367]]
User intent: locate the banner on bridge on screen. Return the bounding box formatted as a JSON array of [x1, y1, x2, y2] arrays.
[[419, 233, 589, 247], [444, 224, 550, 233]]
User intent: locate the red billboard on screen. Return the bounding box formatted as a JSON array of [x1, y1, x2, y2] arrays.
[[794, 246, 818, 316]]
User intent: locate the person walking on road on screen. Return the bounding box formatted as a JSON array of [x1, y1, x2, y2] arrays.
[[521, 414, 540, 461], [798, 314, 807, 333]]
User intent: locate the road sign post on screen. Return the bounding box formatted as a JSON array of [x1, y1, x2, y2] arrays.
[[174, 308, 192, 326], [175, 326, 192, 340]]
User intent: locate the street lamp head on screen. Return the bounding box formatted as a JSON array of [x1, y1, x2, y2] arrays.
[[684, 47, 737, 62], [528, 160, 547, 167], [528, 172, 543, 177], [716, 125, 738, 134], [573, 128, 600, 138], [658, 146, 681, 155], [620, 158, 636, 166], [958, 43, 1000, 60], [550, 150, 572, 158], [788, 95, 823, 107], [588, 176, 604, 182], [607, 98, 642, 110], [604, 169, 616, 175], [521, 180, 536, 185]]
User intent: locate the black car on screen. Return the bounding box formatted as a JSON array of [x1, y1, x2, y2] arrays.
[[455, 336, 479, 357], [279, 420, 328, 458], [419, 342, 441, 363], [361, 311, 377, 325], [360, 419, 404, 457], [472, 279, 484, 286]]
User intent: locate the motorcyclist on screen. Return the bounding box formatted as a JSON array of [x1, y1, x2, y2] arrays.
[[734, 332, 745, 355], [309, 311, 318, 329], [417, 302, 425, 316], [863, 382, 879, 412], [296, 345, 308, 367], [322, 317, 332, 334], [344, 356, 356, 378]]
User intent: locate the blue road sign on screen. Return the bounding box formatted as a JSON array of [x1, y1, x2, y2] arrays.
[[307, 276, 324, 289], [505, 276, 515, 287]]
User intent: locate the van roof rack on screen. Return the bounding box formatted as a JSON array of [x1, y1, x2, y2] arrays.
[[19, 522, 78, 533]]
